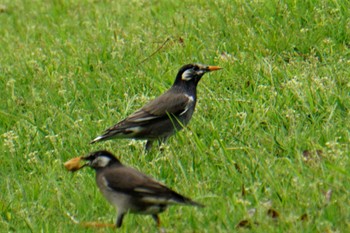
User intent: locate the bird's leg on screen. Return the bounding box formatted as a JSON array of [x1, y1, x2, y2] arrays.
[[116, 213, 125, 228], [152, 214, 160, 227], [145, 140, 154, 151]]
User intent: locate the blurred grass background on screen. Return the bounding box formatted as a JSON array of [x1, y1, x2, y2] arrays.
[[1, 0, 350, 232]]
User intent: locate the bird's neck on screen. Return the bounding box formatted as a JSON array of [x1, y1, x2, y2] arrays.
[[173, 82, 197, 97]]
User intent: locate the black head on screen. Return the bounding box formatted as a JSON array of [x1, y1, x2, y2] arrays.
[[173, 63, 222, 87], [82, 150, 122, 169]]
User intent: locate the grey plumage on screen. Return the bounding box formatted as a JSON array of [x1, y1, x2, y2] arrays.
[[90, 63, 222, 150], [80, 150, 204, 228]]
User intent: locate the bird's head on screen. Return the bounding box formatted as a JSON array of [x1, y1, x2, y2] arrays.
[[81, 150, 121, 170], [174, 63, 222, 86], [63, 150, 122, 172]]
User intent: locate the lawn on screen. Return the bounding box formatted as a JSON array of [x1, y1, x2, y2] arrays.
[[1, 0, 350, 232]]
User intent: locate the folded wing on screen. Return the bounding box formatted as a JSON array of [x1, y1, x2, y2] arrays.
[[103, 166, 203, 207]]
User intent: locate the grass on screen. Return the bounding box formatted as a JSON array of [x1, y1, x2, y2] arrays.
[[1, 0, 350, 232]]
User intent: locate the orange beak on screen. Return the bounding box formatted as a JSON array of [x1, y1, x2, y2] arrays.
[[64, 156, 86, 172], [207, 66, 222, 71]]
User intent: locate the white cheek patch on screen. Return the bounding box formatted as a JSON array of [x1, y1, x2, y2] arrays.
[[95, 156, 111, 167], [181, 69, 193, 81]]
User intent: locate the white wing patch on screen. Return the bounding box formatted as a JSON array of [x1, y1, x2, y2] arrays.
[[179, 94, 194, 116], [141, 196, 183, 205], [134, 187, 156, 194], [126, 126, 144, 135], [142, 196, 169, 204], [129, 116, 159, 123]]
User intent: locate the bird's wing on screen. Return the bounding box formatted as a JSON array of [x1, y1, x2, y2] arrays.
[[126, 91, 194, 123], [102, 166, 203, 206], [103, 166, 171, 195], [89, 91, 194, 143]]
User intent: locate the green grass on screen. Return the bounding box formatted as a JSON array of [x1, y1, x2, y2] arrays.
[[1, 0, 350, 232]]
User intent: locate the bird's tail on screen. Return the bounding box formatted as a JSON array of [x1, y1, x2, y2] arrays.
[[90, 127, 123, 144], [90, 124, 129, 144], [182, 197, 205, 208], [90, 134, 111, 144], [90, 136, 101, 144], [171, 191, 204, 207]]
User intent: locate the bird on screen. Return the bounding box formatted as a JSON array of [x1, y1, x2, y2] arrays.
[[74, 150, 204, 228], [90, 63, 222, 150]]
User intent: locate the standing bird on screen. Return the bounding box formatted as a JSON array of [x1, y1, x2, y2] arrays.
[[73, 150, 204, 228], [90, 63, 222, 150]]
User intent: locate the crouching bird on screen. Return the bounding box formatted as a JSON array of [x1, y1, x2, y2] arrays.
[[90, 63, 222, 150], [71, 150, 204, 228]]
